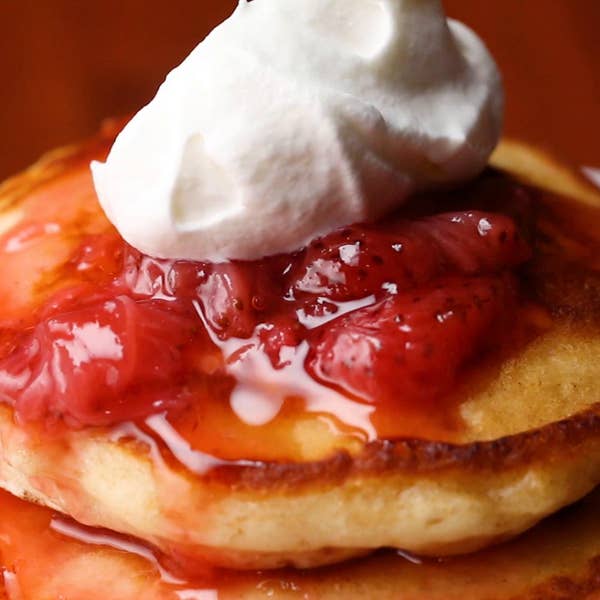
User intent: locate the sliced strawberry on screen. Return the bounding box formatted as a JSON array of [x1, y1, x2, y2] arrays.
[[290, 223, 439, 300], [195, 258, 291, 340], [410, 211, 530, 274], [195, 262, 261, 340], [307, 274, 517, 404], [290, 212, 530, 302], [0, 297, 197, 427]]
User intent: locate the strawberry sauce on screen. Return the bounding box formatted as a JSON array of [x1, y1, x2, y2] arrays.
[[0, 148, 537, 459]]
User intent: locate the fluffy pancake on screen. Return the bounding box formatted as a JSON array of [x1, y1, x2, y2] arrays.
[[0, 125, 598, 569], [1, 487, 600, 598]]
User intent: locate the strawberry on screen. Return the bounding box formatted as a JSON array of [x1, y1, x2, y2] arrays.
[[290, 223, 438, 301], [289, 211, 529, 302], [0, 297, 197, 427], [307, 274, 517, 404], [117, 247, 291, 341], [411, 211, 530, 274], [192, 251, 294, 340], [196, 261, 270, 340]]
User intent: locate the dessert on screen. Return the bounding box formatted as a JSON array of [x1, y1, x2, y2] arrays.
[[0, 0, 598, 589], [0, 127, 599, 571], [0, 136, 598, 594]]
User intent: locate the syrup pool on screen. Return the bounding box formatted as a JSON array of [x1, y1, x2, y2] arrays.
[[0, 137, 552, 464]]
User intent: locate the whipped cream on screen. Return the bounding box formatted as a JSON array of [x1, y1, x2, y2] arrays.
[[92, 0, 503, 262]]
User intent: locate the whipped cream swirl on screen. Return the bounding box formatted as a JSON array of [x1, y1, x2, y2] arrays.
[[92, 0, 503, 261]]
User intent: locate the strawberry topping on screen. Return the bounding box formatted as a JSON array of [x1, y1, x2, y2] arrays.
[[0, 201, 532, 427], [291, 211, 528, 301], [307, 274, 518, 403], [0, 297, 197, 427]]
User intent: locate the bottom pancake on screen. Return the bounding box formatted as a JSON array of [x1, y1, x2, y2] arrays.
[[1, 486, 599, 599]]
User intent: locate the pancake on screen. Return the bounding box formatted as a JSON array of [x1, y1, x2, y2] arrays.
[[0, 123, 598, 569], [1, 486, 600, 598]]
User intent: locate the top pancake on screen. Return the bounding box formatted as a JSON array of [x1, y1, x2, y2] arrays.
[[0, 124, 598, 569]]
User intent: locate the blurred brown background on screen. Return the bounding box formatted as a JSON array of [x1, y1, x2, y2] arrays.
[[1, 0, 599, 181]]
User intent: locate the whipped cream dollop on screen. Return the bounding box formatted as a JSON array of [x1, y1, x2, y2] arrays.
[[92, 0, 503, 262]]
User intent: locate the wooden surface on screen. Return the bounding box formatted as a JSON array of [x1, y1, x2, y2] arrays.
[[1, 0, 599, 180]]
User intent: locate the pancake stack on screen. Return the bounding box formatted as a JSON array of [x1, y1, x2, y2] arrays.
[[0, 127, 598, 597]]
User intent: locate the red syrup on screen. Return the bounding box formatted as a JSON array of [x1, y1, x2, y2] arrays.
[[0, 157, 537, 461]]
